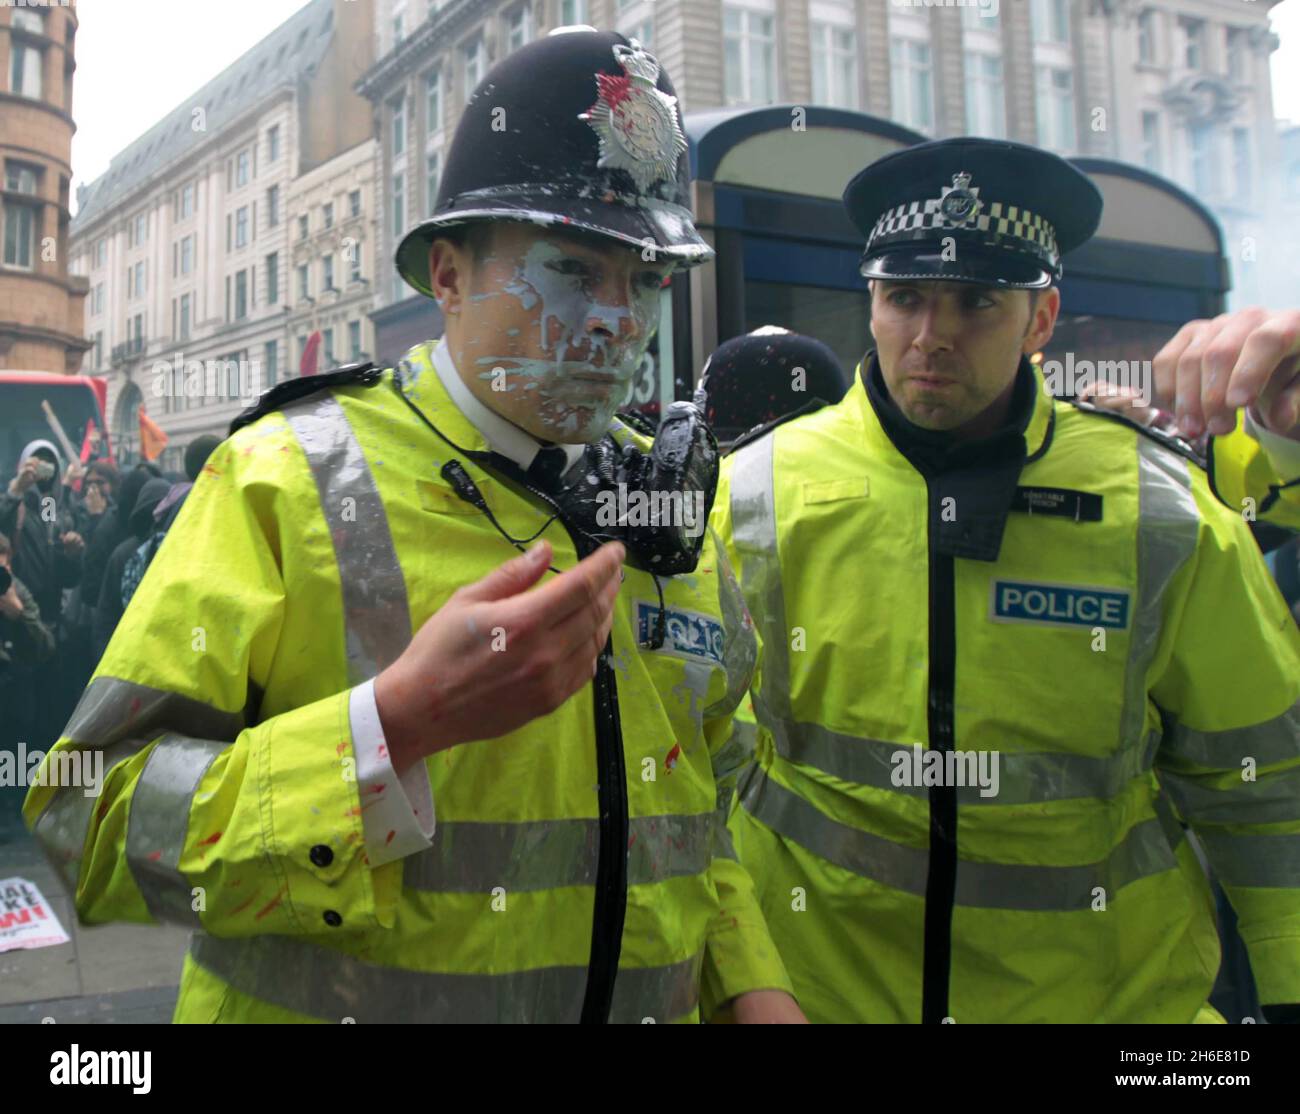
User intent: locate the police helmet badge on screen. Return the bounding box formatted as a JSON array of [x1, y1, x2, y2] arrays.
[[938, 172, 982, 227], [579, 39, 688, 193]]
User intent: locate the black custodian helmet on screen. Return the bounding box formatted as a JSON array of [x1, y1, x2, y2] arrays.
[[396, 27, 712, 299]]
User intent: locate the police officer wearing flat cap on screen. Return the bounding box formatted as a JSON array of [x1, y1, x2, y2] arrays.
[[711, 137, 1300, 1022], [28, 27, 803, 1024]]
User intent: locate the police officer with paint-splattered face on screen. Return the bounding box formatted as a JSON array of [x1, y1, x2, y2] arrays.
[[27, 28, 803, 1024]]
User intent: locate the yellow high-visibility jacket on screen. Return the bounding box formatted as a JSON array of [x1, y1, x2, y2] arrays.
[[713, 355, 1300, 1023], [1208, 413, 1300, 531], [25, 340, 791, 1023]]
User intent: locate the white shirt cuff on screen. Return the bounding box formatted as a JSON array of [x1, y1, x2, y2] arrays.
[[1244, 408, 1300, 481], [349, 679, 435, 867]]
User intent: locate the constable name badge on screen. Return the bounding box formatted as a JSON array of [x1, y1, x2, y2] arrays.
[[990, 580, 1131, 630], [636, 602, 725, 668]]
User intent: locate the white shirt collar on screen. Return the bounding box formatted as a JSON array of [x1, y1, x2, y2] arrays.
[[430, 337, 586, 472]]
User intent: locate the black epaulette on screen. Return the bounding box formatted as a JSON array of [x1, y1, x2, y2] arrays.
[[1068, 399, 1206, 470], [229, 361, 384, 436], [724, 398, 830, 455]]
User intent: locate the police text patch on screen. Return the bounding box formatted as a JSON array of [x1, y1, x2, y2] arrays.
[[990, 580, 1131, 630], [636, 602, 725, 667]]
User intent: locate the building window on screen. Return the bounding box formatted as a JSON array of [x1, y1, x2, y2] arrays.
[[3, 202, 37, 269], [1227, 28, 1246, 82], [1137, 9, 1155, 65], [965, 53, 1006, 139], [392, 97, 407, 157], [349, 242, 362, 284], [1189, 122, 1216, 197], [349, 320, 362, 360], [298, 335, 308, 371], [724, 4, 777, 106], [1141, 111, 1161, 171], [323, 202, 333, 230], [268, 185, 280, 227], [298, 263, 310, 300], [1035, 66, 1076, 153], [507, 5, 532, 52], [266, 252, 279, 304], [4, 162, 39, 194], [180, 235, 194, 276], [179, 293, 191, 341], [265, 340, 279, 387], [961, 3, 999, 31], [181, 183, 194, 219], [427, 151, 441, 213], [1031, 0, 1070, 46], [323, 254, 335, 291], [96, 240, 106, 268], [93, 284, 104, 315], [9, 43, 44, 100], [425, 68, 442, 134], [560, 0, 588, 24], [133, 213, 147, 246], [464, 39, 486, 100], [393, 3, 406, 46], [393, 173, 406, 240], [890, 38, 934, 134], [1181, 18, 1204, 70], [1233, 127, 1252, 201], [299, 214, 309, 241], [324, 327, 335, 365], [349, 189, 362, 218], [235, 270, 248, 319], [268, 124, 281, 163], [237, 150, 251, 188], [811, 20, 858, 110], [12, 10, 45, 34], [130, 261, 145, 298], [235, 206, 249, 249], [93, 331, 103, 368]]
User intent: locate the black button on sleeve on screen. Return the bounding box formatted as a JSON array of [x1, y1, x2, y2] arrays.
[[323, 910, 343, 927], [310, 844, 334, 867]]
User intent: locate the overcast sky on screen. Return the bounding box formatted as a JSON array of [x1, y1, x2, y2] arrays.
[[67, 0, 1300, 214]]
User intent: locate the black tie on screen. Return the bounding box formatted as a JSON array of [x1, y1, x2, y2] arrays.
[[525, 446, 570, 491]]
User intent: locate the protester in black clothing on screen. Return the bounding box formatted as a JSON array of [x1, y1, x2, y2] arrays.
[[78, 461, 160, 627], [0, 440, 84, 625], [0, 530, 55, 756], [92, 477, 172, 661]]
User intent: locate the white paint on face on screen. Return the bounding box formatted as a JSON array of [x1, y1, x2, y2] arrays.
[[472, 238, 662, 440]]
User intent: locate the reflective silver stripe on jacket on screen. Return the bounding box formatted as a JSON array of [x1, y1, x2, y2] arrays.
[[706, 525, 758, 720], [728, 433, 793, 724], [32, 677, 246, 894], [740, 766, 1182, 912], [1122, 438, 1199, 755], [191, 933, 703, 1023], [284, 393, 411, 681], [760, 713, 1162, 806], [402, 813, 714, 893], [1195, 830, 1300, 888], [1160, 700, 1300, 771], [126, 734, 228, 925]]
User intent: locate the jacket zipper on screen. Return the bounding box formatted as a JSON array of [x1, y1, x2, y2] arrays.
[[922, 499, 958, 1025]]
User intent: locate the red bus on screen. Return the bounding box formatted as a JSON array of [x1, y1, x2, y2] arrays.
[[0, 372, 110, 479]]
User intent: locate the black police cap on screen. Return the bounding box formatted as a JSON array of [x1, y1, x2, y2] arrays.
[[396, 27, 711, 300], [843, 137, 1103, 289]]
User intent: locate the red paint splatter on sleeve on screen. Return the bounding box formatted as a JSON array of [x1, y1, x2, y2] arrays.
[[253, 885, 288, 921], [197, 831, 222, 847], [229, 892, 259, 915], [385, 830, 396, 845], [664, 743, 682, 773], [146, 850, 163, 862]]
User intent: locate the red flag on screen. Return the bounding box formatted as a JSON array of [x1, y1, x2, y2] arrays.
[[138, 406, 169, 462], [300, 331, 322, 378], [79, 418, 99, 463]]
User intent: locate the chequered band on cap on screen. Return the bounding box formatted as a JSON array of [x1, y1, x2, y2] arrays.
[[865, 196, 1060, 272]]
